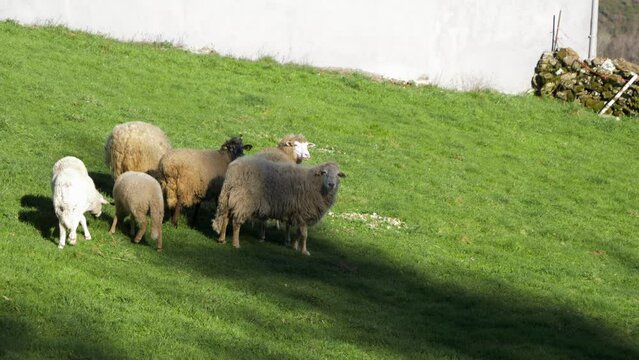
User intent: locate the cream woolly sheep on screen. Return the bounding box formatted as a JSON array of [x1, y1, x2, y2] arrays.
[[109, 171, 164, 251], [253, 134, 315, 243], [256, 134, 315, 164], [212, 157, 345, 256], [159, 136, 253, 227], [104, 121, 172, 179], [52, 158, 108, 249], [52, 156, 88, 178]]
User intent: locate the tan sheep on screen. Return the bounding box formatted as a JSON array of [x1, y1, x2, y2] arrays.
[[109, 171, 164, 251], [104, 121, 172, 179], [159, 136, 252, 227], [212, 157, 345, 256], [255, 134, 315, 164]]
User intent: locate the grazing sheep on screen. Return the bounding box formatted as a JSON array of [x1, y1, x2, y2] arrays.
[[159, 136, 253, 227], [52, 156, 88, 178], [109, 171, 164, 251], [253, 134, 315, 243], [104, 121, 172, 179], [52, 158, 108, 249], [212, 157, 345, 255]]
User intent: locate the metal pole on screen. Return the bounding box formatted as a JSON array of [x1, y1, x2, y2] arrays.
[[599, 72, 638, 116], [552, 15, 556, 51], [588, 0, 599, 59]]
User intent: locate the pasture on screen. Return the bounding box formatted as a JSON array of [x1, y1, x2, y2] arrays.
[[0, 21, 638, 359]]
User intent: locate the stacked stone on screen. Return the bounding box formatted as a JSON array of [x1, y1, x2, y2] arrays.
[[531, 48, 639, 116]]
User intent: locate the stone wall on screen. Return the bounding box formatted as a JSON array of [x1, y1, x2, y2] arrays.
[[531, 48, 639, 116]]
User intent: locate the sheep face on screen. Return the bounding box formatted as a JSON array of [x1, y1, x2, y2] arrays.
[[89, 193, 109, 217], [317, 163, 346, 193], [289, 141, 315, 162], [222, 137, 253, 161]]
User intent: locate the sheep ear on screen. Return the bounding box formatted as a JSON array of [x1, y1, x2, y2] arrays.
[[285, 141, 294, 147], [338, 171, 346, 178], [243, 144, 253, 151]]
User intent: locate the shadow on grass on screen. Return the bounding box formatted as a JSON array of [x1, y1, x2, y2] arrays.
[[159, 229, 639, 359], [89, 171, 114, 198], [18, 195, 57, 243], [0, 308, 129, 359]]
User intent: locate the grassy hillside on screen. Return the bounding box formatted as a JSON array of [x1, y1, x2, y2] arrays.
[[0, 21, 638, 359], [599, 0, 639, 62]]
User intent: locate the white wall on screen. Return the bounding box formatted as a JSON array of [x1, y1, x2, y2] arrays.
[[0, 0, 595, 93]]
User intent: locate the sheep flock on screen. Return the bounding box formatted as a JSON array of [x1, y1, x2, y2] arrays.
[[50, 121, 344, 256]]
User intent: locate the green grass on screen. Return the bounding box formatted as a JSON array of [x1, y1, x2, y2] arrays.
[[0, 21, 638, 359]]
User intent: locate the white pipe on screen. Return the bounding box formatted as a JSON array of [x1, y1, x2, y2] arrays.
[[599, 72, 638, 116], [588, 0, 599, 59]]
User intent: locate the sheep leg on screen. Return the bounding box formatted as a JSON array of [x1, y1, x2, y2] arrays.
[[68, 220, 79, 246], [284, 222, 291, 245], [171, 203, 181, 228], [259, 221, 266, 242], [217, 215, 228, 244], [129, 217, 136, 237], [299, 224, 310, 256], [232, 220, 242, 249], [80, 215, 91, 240], [190, 203, 200, 227], [58, 222, 67, 249], [155, 229, 163, 252], [109, 216, 118, 234], [134, 216, 147, 244]]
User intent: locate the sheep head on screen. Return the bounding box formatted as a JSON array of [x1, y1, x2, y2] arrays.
[[221, 136, 253, 160], [315, 163, 345, 194], [279, 134, 315, 163]]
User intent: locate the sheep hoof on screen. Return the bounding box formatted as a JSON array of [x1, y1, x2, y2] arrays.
[[302, 250, 311, 256], [233, 244, 240, 249], [258, 238, 265, 243], [156, 248, 163, 253], [58, 244, 64, 249], [217, 239, 226, 244], [85, 235, 92, 240], [133, 238, 142, 244], [69, 238, 77, 246]]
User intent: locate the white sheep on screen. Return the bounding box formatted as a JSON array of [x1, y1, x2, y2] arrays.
[[52, 156, 88, 178], [52, 158, 108, 249], [104, 121, 172, 179], [159, 136, 252, 227], [212, 157, 345, 255], [109, 171, 164, 251]]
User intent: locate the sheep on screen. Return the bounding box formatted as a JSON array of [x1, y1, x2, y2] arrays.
[[255, 134, 315, 164], [109, 171, 164, 251], [104, 121, 172, 179], [52, 158, 108, 249], [212, 157, 345, 256], [159, 136, 253, 227], [253, 134, 315, 243], [52, 156, 88, 178]]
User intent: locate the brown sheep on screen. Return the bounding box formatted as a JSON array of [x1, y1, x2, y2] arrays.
[[104, 121, 172, 179], [159, 136, 252, 227], [109, 171, 164, 251], [212, 157, 345, 256]]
